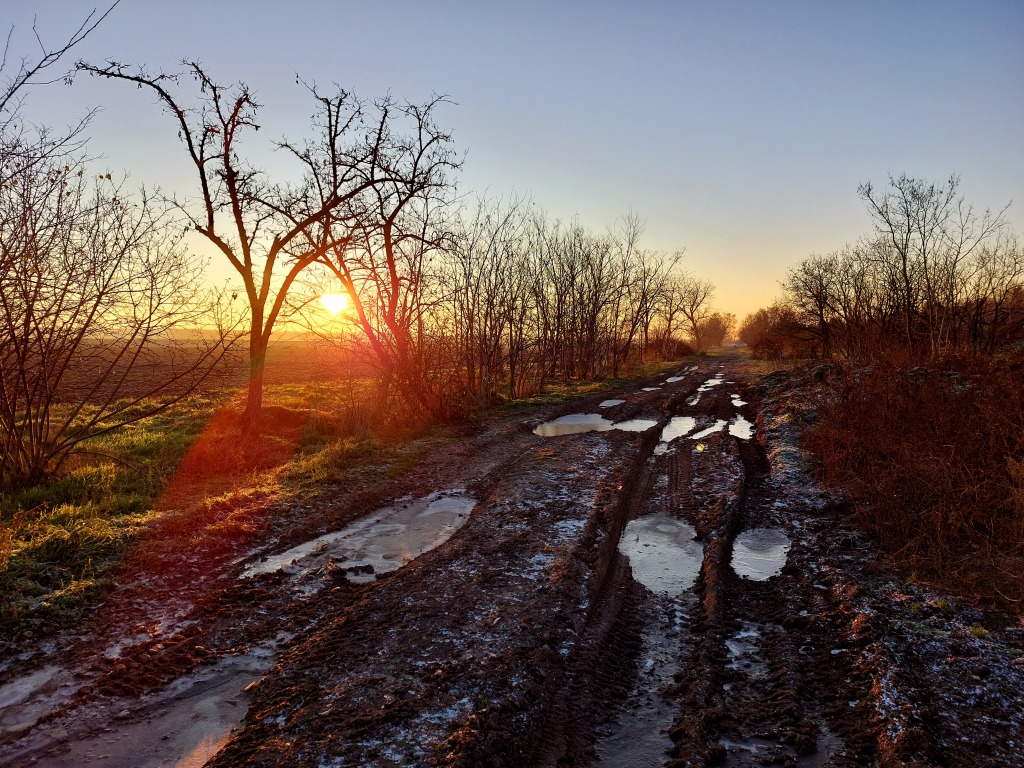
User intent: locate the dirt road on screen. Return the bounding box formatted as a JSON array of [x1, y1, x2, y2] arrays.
[[1, 357, 1022, 767]]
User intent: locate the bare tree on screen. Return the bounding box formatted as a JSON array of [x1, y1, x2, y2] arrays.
[[311, 95, 459, 416], [1, 4, 119, 187], [0, 149, 234, 487], [859, 174, 1008, 355], [784, 254, 839, 359], [695, 312, 736, 350], [676, 276, 716, 351], [77, 61, 453, 432]]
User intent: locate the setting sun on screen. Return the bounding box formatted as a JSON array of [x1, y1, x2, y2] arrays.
[[319, 292, 348, 314]]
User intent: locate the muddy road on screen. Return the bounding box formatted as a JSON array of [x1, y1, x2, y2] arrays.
[[2, 357, 1022, 767]]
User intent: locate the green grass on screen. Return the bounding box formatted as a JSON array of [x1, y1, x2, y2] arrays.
[[1, 393, 223, 635]]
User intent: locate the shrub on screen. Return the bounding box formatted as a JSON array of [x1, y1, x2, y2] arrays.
[[804, 355, 1024, 604]]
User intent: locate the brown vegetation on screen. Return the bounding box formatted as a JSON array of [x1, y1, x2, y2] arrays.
[[738, 176, 1024, 606], [804, 354, 1024, 604]]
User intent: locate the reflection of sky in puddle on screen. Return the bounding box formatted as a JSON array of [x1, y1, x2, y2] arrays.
[[730, 393, 748, 406], [614, 418, 658, 432], [534, 414, 656, 436], [691, 419, 727, 439], [653, 416, 697, 454], [243, 493, 475, 580], [642, 387, 661, 392], [534, 414, 615, 436], [665, 376, 684, 383], [698, 380, 723, 391], [729, 415, 754, 440], [599, 399, 625, 408], [618, 514, 703, 594], [731, 528, 791, 580]]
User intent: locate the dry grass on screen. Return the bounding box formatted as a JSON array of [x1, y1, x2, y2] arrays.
[[804, 353, 1024, 605]]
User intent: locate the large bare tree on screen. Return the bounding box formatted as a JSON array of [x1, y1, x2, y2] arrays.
[[77, 61, 455, 432]]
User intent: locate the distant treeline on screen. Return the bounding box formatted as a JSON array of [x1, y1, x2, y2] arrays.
[[307, 200, 729, 417], [740, 175, 1023, 360]]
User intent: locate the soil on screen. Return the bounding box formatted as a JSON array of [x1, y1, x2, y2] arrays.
[[1, 355, 1022, 767]]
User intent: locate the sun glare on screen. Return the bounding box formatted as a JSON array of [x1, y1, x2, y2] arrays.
[[320, 293, 348, 314]]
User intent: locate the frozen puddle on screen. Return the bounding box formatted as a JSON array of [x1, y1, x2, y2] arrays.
[[599, 399, 625, 408], [731, 528, 791, 580], [618, 514, 703, 594], [534, 414, 657, 437], [653, 416, 697, 455], [691, 419, 727, 440], [729, 415, 754, 440], [614, 418, 658, 432], [243, 493, 475, 580]]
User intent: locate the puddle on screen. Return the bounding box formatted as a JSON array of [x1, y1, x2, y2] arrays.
[[599, 399, 625, 408], [534, 414, 615, 436], [728, 415, 754, 440], [730, 393, 748, 406], [722, 719, 844, 767], [686, 395, 700, 406], [691, 419, 727, 440], [659, 416, 696, 444], [533, 415, 656, 437], [28, 647, 281, 768], [665, 376, 684, 383], [618, 514, 703, 594], [243, 493, 475, 580], [653, 416, 697, 454], [693, 377, 725, 398], [725, 622, 765, 676], [0, 665, 78, 742], [730, 528, 791, 580], [641, 387, 661, 392], [613, 418, 658, 432]]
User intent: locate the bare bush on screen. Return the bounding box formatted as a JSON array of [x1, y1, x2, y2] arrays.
[[804, 357, 1024, 603], [0, 149, 234, 486]]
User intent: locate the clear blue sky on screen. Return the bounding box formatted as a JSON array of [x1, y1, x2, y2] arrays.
[[7, 0, 1023, 319]]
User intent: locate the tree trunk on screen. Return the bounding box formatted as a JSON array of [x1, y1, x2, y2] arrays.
[[244, 330, 267, 436]]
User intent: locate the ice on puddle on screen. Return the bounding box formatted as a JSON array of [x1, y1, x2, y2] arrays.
[[731, 528, 791, 581], [618, 514, 703, 594], [243, 493, 475, 581]]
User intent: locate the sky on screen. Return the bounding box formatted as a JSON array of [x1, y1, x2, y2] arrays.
[[5, 0, 1023, 321]]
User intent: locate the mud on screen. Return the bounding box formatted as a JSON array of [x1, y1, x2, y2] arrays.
[[1, 357, 1022, 767]]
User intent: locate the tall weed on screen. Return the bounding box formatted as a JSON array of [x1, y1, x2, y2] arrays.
[[805, 353, 1024, 604]]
